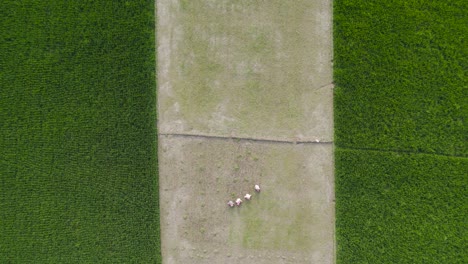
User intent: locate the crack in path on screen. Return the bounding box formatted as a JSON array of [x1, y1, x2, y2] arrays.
[[159, 132, 333, 145]]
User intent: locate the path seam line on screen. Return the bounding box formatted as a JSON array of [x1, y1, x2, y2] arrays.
[[159, 132, 333, 144]]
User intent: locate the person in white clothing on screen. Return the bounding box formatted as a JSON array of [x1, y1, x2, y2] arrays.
[[254, 184, 261, 192]]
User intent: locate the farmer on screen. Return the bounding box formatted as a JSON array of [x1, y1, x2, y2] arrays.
[[254, 184, 261, 192], [244, 193, 252, 200], [235, 198, 242, 206], [227, 200, 235, 207]]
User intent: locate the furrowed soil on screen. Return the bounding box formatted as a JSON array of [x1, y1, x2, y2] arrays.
[[159, 136, 334, 263]]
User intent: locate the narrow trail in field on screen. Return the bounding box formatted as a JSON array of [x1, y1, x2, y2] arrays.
[[159, 132, 333, 145]]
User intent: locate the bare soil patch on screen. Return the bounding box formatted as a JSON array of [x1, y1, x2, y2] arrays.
[[157, 0, 334, 263], [157, 0, 333, 142], [159, 136, 334, 264]]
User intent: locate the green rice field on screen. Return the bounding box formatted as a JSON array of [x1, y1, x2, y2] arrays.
[[1, 0, 466, 263], [334, 0, 467, 263], [0, 1, 160, 262]]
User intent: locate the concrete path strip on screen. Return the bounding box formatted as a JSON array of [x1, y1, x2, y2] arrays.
[[157, 0, 334, 263]]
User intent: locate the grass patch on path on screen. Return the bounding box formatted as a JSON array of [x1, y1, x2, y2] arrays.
[[334, 0, 467, 263], [0, 1, 160, 262]]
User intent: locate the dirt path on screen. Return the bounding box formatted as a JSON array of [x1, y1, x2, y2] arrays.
[[157, 1, 334, 263]]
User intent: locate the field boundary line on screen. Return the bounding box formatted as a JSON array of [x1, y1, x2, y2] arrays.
[[159, 132, 333, 144], [338, 146, 468, 159]]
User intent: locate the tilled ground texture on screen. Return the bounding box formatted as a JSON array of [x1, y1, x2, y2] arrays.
[[159, 137, 334, 263], [157, 0, 334, 263]]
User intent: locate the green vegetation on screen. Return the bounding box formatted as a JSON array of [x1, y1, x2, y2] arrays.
[[334, 0, 467, 263], [335, 150, 466, 263], [0, 1, 160, 263], [334, 0, 466, 157]]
